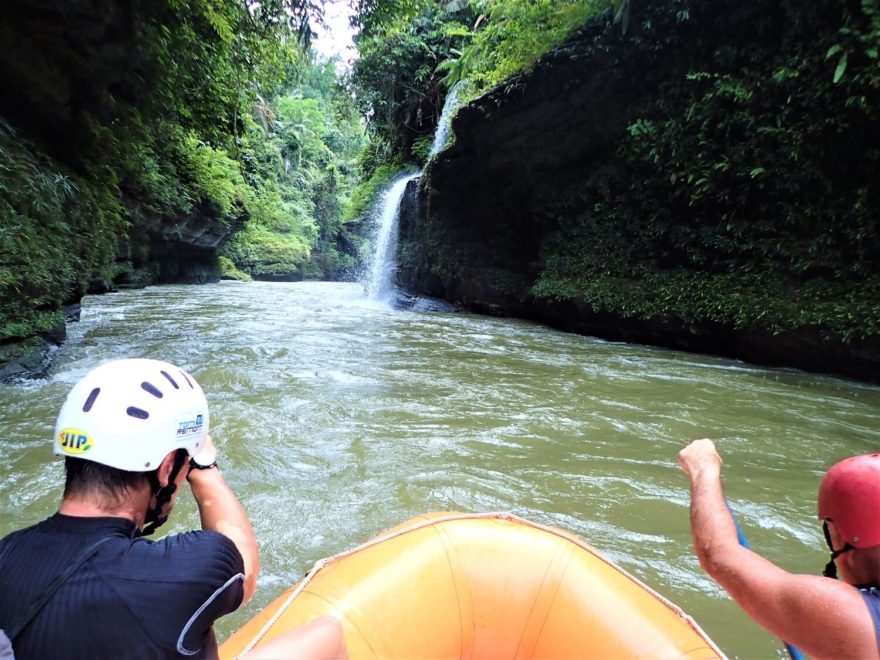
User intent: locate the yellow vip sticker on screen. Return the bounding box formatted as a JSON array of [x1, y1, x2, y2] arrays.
[[57, 428, 93, 455]]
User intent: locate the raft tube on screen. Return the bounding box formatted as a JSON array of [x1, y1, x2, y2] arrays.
[[221, 512, 724, 659]]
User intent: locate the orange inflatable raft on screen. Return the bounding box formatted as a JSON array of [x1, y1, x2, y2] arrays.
[[220, 512, 724, 659]]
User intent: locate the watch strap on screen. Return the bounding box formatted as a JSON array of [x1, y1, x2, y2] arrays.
[[189, 456, 218, 470]]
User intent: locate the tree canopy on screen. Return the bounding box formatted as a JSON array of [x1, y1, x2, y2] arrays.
[[0, 0, 362, 350]]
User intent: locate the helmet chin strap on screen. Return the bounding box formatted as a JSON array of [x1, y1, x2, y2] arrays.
[[823, 545, 855, 579], [141, 450, 188, 537], [822, 519, 855, 579]]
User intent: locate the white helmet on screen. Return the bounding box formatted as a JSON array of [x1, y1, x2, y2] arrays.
[[54, 358, 209, 472]]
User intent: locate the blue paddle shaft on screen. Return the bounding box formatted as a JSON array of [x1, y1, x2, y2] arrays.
[[725, 501, 804, 660]]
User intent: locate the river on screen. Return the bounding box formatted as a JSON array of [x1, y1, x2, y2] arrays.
[[2, 281, 878, 658]]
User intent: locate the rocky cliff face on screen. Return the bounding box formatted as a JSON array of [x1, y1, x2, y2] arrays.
[[0, 2, 244, 381], [92, 202, 247, 292], [398, 20, 636, 310], [397, 0, 880, 383], [0, 223, 237, 384], [0, 196, 240, 383], [0, 0, 242, 282]]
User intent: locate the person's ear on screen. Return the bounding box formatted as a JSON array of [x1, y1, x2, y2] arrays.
[[156, 451, 178, 488]]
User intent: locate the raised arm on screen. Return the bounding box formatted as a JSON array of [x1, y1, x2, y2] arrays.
[[188, 437, 260, 604], [679, 439, 875, 660]]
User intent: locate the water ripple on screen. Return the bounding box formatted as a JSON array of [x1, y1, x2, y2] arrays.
[[1, 281, 878, 657]]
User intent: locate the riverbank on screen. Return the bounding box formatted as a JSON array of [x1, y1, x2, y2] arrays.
[[0, 235, 226, 384]]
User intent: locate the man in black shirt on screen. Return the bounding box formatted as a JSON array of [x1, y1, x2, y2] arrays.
[[0, 358, 260, 659]]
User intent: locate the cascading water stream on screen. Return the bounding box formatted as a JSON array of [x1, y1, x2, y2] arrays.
[[429, 81, 465, 157], [366, 173, 420, 302], [366, 84, 465, 303]]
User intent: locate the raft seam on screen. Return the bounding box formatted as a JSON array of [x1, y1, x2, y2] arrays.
[[432, 522, 469, 659], [513, 544, 572, 659]]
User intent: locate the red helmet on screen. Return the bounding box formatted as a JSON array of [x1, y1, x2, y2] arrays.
[[818, 453, 880, 548]]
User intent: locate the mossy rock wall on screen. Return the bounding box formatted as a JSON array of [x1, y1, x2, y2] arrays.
[[398, 0, 880, 382], [0, 2, 246, 380]]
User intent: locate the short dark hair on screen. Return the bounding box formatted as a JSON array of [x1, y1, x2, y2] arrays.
[[63, 457, 148, 505]]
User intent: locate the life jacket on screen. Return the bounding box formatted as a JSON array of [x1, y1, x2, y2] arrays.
[[860, 587, 880, 653]]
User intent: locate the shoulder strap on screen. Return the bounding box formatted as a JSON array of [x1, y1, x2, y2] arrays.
[[860, 588, 880, 654], [5, 536, 115, 642]]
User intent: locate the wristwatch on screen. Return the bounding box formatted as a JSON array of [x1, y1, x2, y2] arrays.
[[189, 445, 218, 471], [189, 455, 217, 470]]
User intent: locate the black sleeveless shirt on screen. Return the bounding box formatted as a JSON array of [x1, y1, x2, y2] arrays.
[[0, 514, 244, 659]]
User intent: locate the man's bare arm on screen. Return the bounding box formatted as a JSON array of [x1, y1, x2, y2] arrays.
[[680, 439, 875, 660], [188, 441, 260, 605]]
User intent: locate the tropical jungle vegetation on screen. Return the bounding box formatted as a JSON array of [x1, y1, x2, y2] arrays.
[[350, 0, 880, 378], [0, 1, 363, 371], [1, 0, 878, 380]]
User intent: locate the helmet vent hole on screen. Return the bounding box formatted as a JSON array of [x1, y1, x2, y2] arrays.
[[161, 371, 179, 389], [180, 371, 194, 389], [126, 406, 150, 420], [141, 382, 164, 398], [82, 387, 100, 412]]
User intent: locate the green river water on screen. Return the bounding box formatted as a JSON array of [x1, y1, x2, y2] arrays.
[[2, 281, 878, 658]]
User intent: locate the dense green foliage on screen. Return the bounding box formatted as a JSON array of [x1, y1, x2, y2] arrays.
[[354, 0, 879, 354], [221, 58, 365, 280], [218, 255, 252, 282], [0, 121, 119, 341], [0, 1, 313, 343], [1, 1, 365, 354], [533, 0, 880, 343], [351, 1, 473, 167], [440, 0, 607, 91], [350, 0, 609, 167]]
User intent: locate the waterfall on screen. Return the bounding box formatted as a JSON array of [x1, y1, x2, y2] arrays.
[[429, 81, 465, 157], [366, 84, 464, 303], [366, 173, 420, 302]]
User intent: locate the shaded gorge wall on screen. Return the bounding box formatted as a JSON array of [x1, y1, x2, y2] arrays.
[[0, 2, 251, 380], [397, 0, 880, 383]]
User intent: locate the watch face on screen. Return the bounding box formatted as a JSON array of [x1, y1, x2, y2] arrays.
[[190, 444, 217, 467]]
